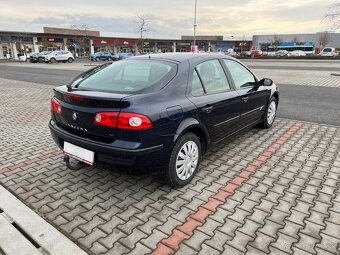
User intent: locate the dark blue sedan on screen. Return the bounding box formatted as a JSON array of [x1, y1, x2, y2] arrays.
[[49, 53, 279, 187], [90, 51, 113, 61]]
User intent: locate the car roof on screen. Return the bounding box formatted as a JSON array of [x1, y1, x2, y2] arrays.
[[132, 53, 234, 63]]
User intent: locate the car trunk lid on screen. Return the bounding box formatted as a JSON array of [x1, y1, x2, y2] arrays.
[[52, 86, 136, 143]]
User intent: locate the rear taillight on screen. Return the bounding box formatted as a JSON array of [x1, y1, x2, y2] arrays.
[[94, 112, 153, 130], [117, 113, 153, 130], [94, 112, 119, 128], [51, 98, 62, 115]]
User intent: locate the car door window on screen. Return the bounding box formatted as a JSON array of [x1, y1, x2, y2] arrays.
[[195, 60, 230, 94], [191, 70, 205, 97], [223, 59, 256, 89]]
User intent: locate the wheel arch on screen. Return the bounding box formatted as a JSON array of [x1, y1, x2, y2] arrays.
[[174, 118, 210, 155], [272, 91, 279, 104]]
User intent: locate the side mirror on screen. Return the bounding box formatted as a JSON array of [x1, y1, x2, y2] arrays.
[[259, 78, 273, 86]]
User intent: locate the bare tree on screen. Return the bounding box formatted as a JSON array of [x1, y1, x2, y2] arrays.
[[324, 3, 340, 29], [318, 32, 331, 48], [291, 36, 299, 44], [136, 15, 152, 54], [71, 24, 91, 56], [271, 35, 282, 50]]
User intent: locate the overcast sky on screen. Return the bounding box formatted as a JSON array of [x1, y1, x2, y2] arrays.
[[0, 0, 336, 39]]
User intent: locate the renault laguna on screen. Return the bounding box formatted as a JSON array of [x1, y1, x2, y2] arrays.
[[49, 53, 279, 187]]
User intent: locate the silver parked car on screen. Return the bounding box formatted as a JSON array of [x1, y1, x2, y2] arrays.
[[44, 51, 74, 63], [275, 50, 288, 57]]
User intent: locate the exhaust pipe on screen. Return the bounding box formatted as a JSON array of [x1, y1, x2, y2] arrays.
[[63, 155, 85, 171]]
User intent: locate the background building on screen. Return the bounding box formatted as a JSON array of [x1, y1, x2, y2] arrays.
[[0, 27, 252, 59], [253, 32, 340, 52]]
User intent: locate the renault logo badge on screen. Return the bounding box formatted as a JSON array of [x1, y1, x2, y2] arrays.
[[72, 112, 78, 122]]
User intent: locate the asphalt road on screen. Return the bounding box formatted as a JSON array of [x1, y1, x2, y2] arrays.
[[0, 65, 80, 85], [0, 62, 339, 126], [247, 65, 340, 72]]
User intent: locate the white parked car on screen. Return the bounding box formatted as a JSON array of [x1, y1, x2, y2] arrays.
[[320, 47, 336, 57], [18, 55, 28, 62], [288, 50, 306, 57], [18, 52, 35, 62], [44, 51, 74, 63]]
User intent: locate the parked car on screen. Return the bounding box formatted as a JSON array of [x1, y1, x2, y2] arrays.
[[252, 50, 263, 57], [118, 53, 134, 60], [275, 50, 289, 57], [18, 53, 35, 62], [240, 51, 251, 57], [320, 47, 336, 57], [240, 50, 262, 57], [262, 51, 276, 57], [45, 51, 74, 63], [288, 50, 306, 57], [49, 53, 279, 187], [91, 52, 113, 61], [30, 51, 51, 63], [113, 54, 120, 61]]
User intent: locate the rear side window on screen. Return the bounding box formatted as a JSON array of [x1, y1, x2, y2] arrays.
[[191, 70, 205, 96], [73, 60, 177, 94], [195, 59, 230, 94]]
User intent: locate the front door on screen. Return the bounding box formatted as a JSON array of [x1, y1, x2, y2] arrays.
[[223, 59, 270, 127], [187, 59, 243, 142]]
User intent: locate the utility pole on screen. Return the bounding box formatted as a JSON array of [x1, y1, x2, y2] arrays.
[[193, 0, 197, 47]]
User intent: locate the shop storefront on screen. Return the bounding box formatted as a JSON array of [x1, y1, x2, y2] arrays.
[[234, 41, 251, 52], [39, 37, 65, 51], [92, 39, 114, 53], [1, 35, 34, 59], [176, 42, 191, 52], [67, 39, 90, 57], [115, 40, 136, 54]]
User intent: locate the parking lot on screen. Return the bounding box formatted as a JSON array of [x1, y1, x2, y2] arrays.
[[0, 59, 339, 255]]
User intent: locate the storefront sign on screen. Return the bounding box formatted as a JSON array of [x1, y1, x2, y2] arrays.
[[115, 40, 135, 46], [47, 38, 63, 43], [93, 39, 114, 45]]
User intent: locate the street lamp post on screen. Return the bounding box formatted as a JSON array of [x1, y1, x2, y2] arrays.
[[193, 0, 197, 47]]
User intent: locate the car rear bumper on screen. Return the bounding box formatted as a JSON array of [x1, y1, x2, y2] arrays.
[[49, 120, 166, 166]]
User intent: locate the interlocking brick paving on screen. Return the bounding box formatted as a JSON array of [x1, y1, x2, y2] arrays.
[[0, 78, 339, 255]]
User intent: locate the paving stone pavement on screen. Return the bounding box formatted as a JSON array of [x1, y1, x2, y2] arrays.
[[0, 77, 340, 255], [254, 70, 340, 88]]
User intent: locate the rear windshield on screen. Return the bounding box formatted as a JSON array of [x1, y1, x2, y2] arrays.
[[72, 60, 177, 94], [323, 48, 332, 52]]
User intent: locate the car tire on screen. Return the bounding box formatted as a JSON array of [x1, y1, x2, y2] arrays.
[[260, 97, 277, 129], [163, 132, 201, 188], [50, 58, 57, 63], [68, 58, 73, 63], [62, 61, 66, 63]]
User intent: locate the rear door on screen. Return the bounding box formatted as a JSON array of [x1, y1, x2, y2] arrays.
[[222, 59, 270, 127], [187, 59, 242, 142]]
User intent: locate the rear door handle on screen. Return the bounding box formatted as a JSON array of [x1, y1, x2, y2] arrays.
[[242, 96, 249, 102], [202, 105, 214, 113]]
